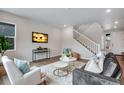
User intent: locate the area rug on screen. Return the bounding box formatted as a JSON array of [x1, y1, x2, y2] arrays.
[[40, 61, 86, 85]]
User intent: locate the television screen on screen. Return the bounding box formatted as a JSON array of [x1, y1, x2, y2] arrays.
[[32, 32, 48, 43]]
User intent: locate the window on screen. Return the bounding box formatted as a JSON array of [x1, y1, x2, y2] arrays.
[[0, 22, 16, 50]]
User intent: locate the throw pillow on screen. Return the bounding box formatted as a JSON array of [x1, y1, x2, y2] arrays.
[[102, 62, 117, 77], [14, 58, 30, 74], [84, 59, 103, 73]]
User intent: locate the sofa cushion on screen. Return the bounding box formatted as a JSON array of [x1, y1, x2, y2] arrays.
[[84, 58, 104, 74], [84, 52, 105, 74], [14, 58, 30, 74]]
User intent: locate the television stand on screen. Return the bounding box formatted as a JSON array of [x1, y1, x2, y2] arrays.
[[32, 48, 50, 61]]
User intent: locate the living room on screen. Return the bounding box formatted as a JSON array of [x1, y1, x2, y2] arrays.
[[0, 8, 124, 85]]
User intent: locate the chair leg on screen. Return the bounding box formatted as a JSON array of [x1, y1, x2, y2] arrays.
[[38, 80, 47, 85], [43, 80, 47, 85]]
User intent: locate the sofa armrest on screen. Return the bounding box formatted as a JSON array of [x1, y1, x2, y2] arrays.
[[73, 68, 120, 85], [24, 67, 41, 78], [15, 67, 41, 85]]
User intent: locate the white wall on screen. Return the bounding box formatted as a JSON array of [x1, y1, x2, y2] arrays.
[[61, 26, 94, 59], [111, 31, 124, 54], [0, 12, 105, 61], [0, 11, 62, 61]]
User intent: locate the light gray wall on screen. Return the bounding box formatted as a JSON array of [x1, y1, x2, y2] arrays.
[[61, 26, 94, 59], [104, 30, 124, 54], [0, 11, 62, 61], [0, 11, 104, 62], [111, 31, 124, 54]]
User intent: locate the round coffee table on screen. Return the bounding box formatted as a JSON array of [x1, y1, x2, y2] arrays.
[[53, 62, 69, 77], [60, 57, 77, 71]]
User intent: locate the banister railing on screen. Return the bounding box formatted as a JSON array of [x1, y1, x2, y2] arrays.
[[73, 30, 100, 54]]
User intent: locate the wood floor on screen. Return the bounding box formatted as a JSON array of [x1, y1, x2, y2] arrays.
[[30, 56, 61, 67]]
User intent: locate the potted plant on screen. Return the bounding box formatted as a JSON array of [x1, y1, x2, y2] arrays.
[[0, 35, 12, 56]]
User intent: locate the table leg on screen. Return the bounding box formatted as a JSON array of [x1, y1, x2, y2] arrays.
[[32, 52, 33, 61], [47, 52, 49, 58], [43, 80, 47, 85], [49, 51, 50, 58], [35, 53, 36, 60], [58, 69, 59, 75]]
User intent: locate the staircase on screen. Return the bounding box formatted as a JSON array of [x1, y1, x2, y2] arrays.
[[73, 30, 100, 55]]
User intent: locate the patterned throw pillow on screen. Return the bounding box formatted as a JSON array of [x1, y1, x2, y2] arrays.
[[14, 58, 30, 74], [102, 62, 117, 77]]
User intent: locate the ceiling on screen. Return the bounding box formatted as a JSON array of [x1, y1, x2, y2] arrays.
[[1, 8, 124, 30]]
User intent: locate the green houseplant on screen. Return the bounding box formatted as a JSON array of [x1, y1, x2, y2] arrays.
[[0, 35, 12, 56]]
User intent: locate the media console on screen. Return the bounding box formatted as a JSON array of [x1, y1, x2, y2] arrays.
[[32, 48, 50, 61]]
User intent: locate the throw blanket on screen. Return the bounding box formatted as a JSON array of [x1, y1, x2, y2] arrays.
[[84, 52, 105, 73]]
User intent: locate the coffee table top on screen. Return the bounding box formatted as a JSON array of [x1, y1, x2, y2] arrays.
[[60, 57, 77, 62], [53, 61, 68, 68]]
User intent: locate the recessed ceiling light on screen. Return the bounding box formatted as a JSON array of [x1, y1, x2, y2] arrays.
[[114, 25, 117, 29], [106, 9, 111, 13], [114, 21, 119, 24], [64, 24, 67, 27]]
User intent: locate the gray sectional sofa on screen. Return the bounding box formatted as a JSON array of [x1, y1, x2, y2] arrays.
[[73, 53, 121, 85]]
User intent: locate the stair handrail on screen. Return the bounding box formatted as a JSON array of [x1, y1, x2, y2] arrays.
[[73, 30, 99, 45]]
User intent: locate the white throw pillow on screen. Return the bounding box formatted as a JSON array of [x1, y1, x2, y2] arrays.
[[84, 58, 104, 74]]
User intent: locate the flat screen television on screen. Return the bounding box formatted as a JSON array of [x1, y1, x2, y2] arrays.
[[32, 32, 48, 43]]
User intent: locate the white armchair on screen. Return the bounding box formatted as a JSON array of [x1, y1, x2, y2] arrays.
[[2, 56, 46, 85]]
